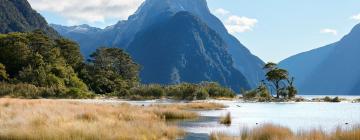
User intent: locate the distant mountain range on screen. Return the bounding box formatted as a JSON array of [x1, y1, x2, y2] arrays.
[[0, 0, 59, 38], [52, 0, 266, 91], [280, 23, 360, 95]]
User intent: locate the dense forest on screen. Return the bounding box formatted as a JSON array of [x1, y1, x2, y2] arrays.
[[0, 31, 236, 99]]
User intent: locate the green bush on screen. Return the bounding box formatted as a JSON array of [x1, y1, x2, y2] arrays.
[[243, 90, 257, 99], [65, 88, 94, 99], [0, 82, 94, 99], [128, 84, 165, 99], [117, 82, 236, 100], [323, 96, 341, 102], [324, 96, 332, 102], [194, 88, 209, 100], [331, 97, 341, 102]]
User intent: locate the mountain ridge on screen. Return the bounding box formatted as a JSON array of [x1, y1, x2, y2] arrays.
[[280, 23, 360, 95], [128, 11, 250, 91], [0, 0, 59, 38], [52, 0, 265, 90]]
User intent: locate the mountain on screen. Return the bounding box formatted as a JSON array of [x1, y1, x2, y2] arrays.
[[279, 23, 360, 95], [53, 0, 265, 91], [0, 0, 59, 38], [128, 11, 250, 91]]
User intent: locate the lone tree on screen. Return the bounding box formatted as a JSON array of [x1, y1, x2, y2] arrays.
[[263, 62, 297, 99]]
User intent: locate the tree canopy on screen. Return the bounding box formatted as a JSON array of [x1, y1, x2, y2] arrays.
[[80, 47, 140, 95], [263, 62, 297, 99], [0, 31, 89, 98]]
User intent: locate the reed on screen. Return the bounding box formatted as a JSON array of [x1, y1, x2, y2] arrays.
[[219, 112, 232, 126], [0, 98, 185, 140], [210, 124, 360, 140]]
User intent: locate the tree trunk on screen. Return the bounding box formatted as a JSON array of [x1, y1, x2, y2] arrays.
[[275, 82, 280, 98]]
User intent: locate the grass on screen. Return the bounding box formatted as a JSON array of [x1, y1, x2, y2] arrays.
[[0, 99, 227, 140], [219, 112, 232, 126], [151, 102, 227, 110], [148, 102, 226, 120], [210, 124, 360, 140], [0, 98, 187, 140]]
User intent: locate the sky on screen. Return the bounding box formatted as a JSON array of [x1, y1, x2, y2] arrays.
[[28, 0, 360, 62]]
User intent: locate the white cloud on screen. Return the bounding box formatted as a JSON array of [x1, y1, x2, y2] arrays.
[[351, 13, 360, 21], [28, 0, 144, 25], [225, 16, 258, 34], [214, 8, 230, 16], [212, 8, 257, 34], [320, 28, 338, 35]]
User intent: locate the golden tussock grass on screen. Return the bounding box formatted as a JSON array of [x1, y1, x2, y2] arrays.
[[210, 124, 360, 140], [0, 98, 186, 140], [148, 102, 226, 120], [151, 102, 226, 110], [219, 112, 232, 126]]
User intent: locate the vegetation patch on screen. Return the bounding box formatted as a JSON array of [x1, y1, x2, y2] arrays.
[[151, 102, 227, 111], [219, 112, 232, 126], [0, 98, 185, 140], [210, 124, 360, 140], [241, 62, 298, 102]]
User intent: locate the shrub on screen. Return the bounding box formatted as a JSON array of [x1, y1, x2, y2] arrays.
[[128, 84, 165, 99], [243, 90, 257, 99], [194, 88, 209, 100], [201, 82, 236, 98], [324, 96, 332, 102], [0, 63, 8, 81], [332, 97, 341, 102], [0, 82, 94, 99], [65, 88, 94, 99], [323, 96, 341, 102]]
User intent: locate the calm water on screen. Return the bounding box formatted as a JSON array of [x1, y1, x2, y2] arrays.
[[181, 97, 360, 137]]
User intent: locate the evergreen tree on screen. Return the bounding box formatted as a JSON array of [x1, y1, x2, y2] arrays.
[[81, 47, 140, 94]]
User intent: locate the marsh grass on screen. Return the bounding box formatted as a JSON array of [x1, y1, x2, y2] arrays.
[[219, 112, 232, 126], [210, 124, 360, 140], [164, 102, 226, 110], [0, 98, 186, 140], [148, 102, 226, 120]]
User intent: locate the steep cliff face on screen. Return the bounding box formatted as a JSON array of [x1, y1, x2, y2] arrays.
[[0, 0, 59, 38], [128, 12, 250, 91], [280, 23, 360, 95]]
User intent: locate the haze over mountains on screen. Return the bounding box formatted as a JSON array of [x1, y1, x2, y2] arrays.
[[280, 23, 360, 95], [53, 0, 266, 91]]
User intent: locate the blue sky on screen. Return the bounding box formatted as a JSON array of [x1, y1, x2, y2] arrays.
[[28, 0, 360, 62]]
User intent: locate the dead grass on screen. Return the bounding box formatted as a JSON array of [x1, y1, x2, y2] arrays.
[[147, 102, 226, 120], [210, 124, 360, 140], [152, 102, 226, 110], [219, 112, 232, 126], [0, 98, 186, 140]]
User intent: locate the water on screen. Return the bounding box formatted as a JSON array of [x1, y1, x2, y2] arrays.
[[181, 98, 360, 137], [69, 96, 360, 139]]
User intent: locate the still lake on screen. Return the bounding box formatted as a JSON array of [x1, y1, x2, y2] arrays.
[[181, 95, 360, 139]]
